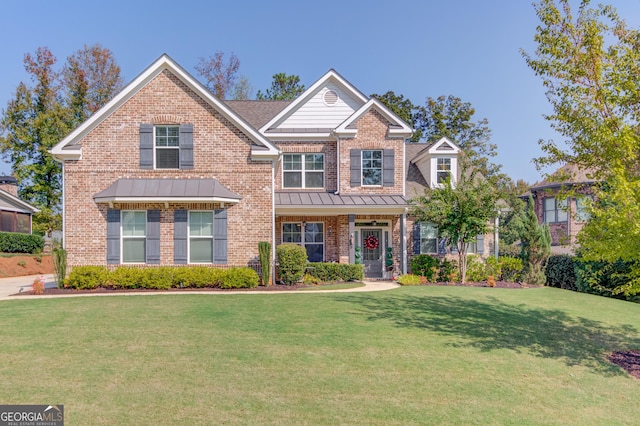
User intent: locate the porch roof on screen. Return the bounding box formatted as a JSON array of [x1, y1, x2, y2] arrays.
[[93, 178, 242, 204], [275, 191, 409, 215]]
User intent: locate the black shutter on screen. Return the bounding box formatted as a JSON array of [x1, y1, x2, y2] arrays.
[[214, 209, 228, 264], [350, 149, 361, 187], [179, 124, 194, 169], [383, 149, 394, 186], [107, 209, 120, 264], [413, 222, 421, 254], [174, 210, 188, 264], [147, 210, 160, 264], [140, 124, 154, 169]]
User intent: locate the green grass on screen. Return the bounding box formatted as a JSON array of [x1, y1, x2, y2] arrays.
[[1, 287, 640, 424], [297, 282, 365, 291]]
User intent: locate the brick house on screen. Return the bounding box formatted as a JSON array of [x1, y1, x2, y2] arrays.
[[527, 164, 596, 254], [0, 176, 38, 234], [50, 54, 494, 279]]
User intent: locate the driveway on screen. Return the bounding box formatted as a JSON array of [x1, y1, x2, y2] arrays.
[[0, 274, 56, 299]]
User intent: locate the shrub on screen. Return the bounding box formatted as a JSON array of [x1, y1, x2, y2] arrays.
[[172, 266, 225, 288], [66, 266, 110, 289], [258, 241, 271, 286], [276, 244, 307, 285], [107, 267, 146, 289], [306, 263, 364, 282], [397, 274, 422, 286], [220, 267, 259, 289], [545, 255, 577, 290], [466, 255, 486, 282], [410, 255, 440, 282], [0, 232, 44, 254], [438, 259, 458, 282], [53, 247, 67, 289], [32, 277, 44, 294], [139, 267, 174, 290], [499, 256, 523, 282], [521, 263, 546, 286], [485, 257, 501, 280], [499, 243, 521, 258], [575, 259, 633, 298]]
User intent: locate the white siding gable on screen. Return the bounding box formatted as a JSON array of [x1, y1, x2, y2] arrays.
[[277, 82, 363, 129]]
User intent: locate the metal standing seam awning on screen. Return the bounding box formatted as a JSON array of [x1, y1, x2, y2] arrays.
[[275, 191, 409, 215], [93, 178, 242, 207]]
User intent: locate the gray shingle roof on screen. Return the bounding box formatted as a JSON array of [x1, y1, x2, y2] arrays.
[[224, 100, 292, 129], [93, 178, 242, 202]]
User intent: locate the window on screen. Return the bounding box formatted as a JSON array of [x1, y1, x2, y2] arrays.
[[283, 154, 324, 188], [189, 211, 214, 263], [122, 211, 146, 263], [155, 125, 180, 169], [544, 197, 568, 223], [362, 150, 383, 186], [282, 222, 324, 262], [437, 158, 452, 184], [576, 195, 593, 222], [419, 222, 438, 254]]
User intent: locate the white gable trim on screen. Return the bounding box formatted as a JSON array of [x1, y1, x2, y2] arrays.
[[0, 189, 39, 213], [50, 54, 280, 161], [411, 137, 461, 165], [259, 69, 369, 135], [334, 98, 413, 138]]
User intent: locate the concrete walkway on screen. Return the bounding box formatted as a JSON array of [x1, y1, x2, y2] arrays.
[[0, 274, 399, 301]]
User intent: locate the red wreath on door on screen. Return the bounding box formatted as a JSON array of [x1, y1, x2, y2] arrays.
[[364, 235, 379, 250]]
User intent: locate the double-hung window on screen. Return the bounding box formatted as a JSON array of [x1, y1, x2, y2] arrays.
[[437, 158, 452, 184], [576, 195, 592, 222], [362, 150, 383, 186], [283, 154, 324, 188], [419, 222, 438, 254], [189, 211, 214, 263], [544, 197, 568, 223], [122, 211, 146, 263], [282, 222, 324, 262], [155, 125, 180, 169]]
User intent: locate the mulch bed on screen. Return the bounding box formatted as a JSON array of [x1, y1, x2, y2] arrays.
[[609, 350, 640, 380]]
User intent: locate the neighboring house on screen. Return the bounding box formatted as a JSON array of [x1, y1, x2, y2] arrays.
[[50, 54, 494, 279], [526, 164, 596, 254], [0, 176, 38, 234]]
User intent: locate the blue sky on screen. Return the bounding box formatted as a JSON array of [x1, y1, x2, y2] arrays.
[[1, 0, 640, 183]]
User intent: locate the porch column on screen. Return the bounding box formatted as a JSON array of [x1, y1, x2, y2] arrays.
[[400, 212, 407, 274], [348, 214, 355, 264]]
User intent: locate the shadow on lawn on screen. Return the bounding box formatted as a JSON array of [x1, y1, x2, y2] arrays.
[[337, 293, 640, 376]]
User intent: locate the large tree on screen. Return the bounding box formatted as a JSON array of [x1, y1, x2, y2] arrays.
[[195, 51, 241, 100], [256, 73, 305, 100], [523, 0, 640, 295], [411, 162, 499, 283]]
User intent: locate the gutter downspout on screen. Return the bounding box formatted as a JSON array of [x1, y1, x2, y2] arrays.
[[52, 157, 66, 249], [272, 159, 277, 285]]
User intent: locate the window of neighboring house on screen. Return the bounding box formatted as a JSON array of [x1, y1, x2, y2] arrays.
[[16, 213, 30, 233], [189, 211, 214, 263], [437, 158, 452, 184], [576, 195, 593, 222], [155, 125, 180, 169], [543, 197, 568, 223], [122, 210, 146, 263], [283, 154, 324, 188], [419, 222, 438, 254], [362, 150, 383, 186], [282, 222, 324, 262]]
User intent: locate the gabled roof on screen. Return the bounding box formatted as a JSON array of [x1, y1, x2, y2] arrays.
[[530, 163, 598, 191], [411, 137, 461, 164], [334, 98, 413, 138], [258, 69, 369, 138], [224, 100, 292, 129], [50, 54, 280, 161], [0, 189, 39, 214]]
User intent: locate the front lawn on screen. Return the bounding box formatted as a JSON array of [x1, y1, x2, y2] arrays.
[[1, 287, 639, 424]]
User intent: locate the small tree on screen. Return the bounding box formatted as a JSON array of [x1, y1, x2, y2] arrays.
[[411, 162, 499, 283], [519, 196, 551, 285], [276, 244, 307, 285], [258, 241, 271, 286], [256, 73, 305, 100]]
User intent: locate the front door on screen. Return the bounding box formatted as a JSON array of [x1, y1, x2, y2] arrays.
[[362, 229, 383, 278]]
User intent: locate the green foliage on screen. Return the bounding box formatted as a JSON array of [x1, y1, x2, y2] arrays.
[[52, 246, 67, 288], [485, 256, 501, 279], [411, 161, 498, 283], [256, 73, 305, 100], [437, 259, 458, 282], [371, 91, 422, 142], [306, 263, 364, 282], [0, 232, 44, 253], [220, 267, 259, 289], [397, 274, 422, 286], [107, 267, 145, 289], [409, 254, 440, 282], [499, 256, 524, 282], [172, 266, 224, 288], [545, 255, 577, 291], [258, 241, 271, 286], [520, 196, 550, 278], [276, 243, 308, 285], [138, 267, 174, 290], [465, 255, 487, 282], [66, 266, 109, 289], [575, 259, 635, 299]]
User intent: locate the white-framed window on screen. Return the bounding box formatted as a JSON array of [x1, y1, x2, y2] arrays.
[[576, 195, 593, 222], [544, 197, 568, 223], [283, 154, 324, 188], [155, 125, 180, 169], [437, 158, 452, 184], [189, 211, 214, 263], [122, 210, 146, 263], [282, 222, 324, 262], [419, 222, 438, 254], [362, 150, 383, 186]]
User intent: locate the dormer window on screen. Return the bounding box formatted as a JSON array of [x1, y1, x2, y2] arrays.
[[437, 158, 452, 184]]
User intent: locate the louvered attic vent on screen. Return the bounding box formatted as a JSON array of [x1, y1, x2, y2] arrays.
[[323, 89, 339, 106]]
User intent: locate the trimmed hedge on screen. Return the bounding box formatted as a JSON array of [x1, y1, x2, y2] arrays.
[[306, 263, 364, 282], [276, 243, 308, 285], [0, 232, 44, 254], [545, 255, 577, 291], [575, 259, 633, 299], [66, 266, 259, 290], [409, 255, 440, 282]]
